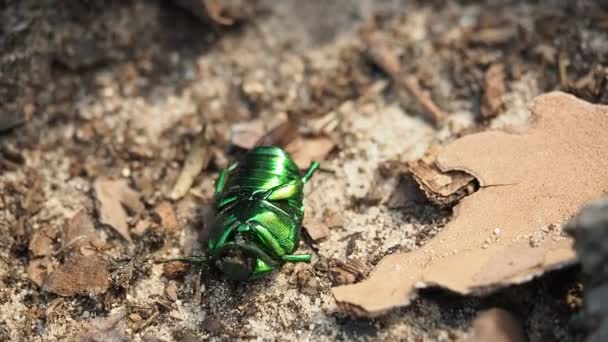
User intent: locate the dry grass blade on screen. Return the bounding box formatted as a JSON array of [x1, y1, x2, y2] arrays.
[[169, 129, 211, 200]]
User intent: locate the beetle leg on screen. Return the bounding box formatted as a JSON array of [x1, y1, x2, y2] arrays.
[[215, 162, 238, 194], [155, 255, 208, 265], [249, 222, 286, 257], [301, 161, 320, 184], [281, 254, 311, 263], [261, 180, 300, 201]]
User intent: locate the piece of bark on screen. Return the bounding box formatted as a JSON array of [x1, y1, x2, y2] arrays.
[[481, 64, 506, 119], [333, 92, 608, 316], [468, 308, 526, 342], [94, 179, 143, 242], [44, 254, 110, 297], [407, 159, 477, 207]]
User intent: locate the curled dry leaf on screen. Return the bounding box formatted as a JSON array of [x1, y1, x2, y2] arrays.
[[94, 178, 144, 242], [285, 136, 335, 169], [407, 159, 477, 207], [481, 63, 506, 119], [329, 259, 370, 286], [169, 130, 211, 200], [44, 254, 110, 296], [468, 308, 526, 342], [333, 92, 608, 316]]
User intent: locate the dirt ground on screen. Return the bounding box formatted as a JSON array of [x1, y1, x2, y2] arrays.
[[1, 0, 606, 340]]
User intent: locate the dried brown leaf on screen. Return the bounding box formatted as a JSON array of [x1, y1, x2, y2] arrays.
[[468, 308, 526, 342], [285, 136, 335, 169], [27, 257, 53, 287], [44, 254, 110, 296], [303, 217, 330, 242], [154, 201, 178, 233], [230, 120, 265, 150], [254, 120, 299, 148], [333, 92, 608, 316], [94, 179, 143, 242], [63, 209, 104, 252], [169, 130, 211, 200], [29, 226, 56, 257], [481, 63, 506, 119], [407, 159, 477, 207]]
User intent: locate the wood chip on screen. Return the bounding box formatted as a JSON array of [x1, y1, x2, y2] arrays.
[[165, 281, 179, 302], [44, 254, 110, 296], [468, 308, 526, 342], [333, 92, 608, 316], [94, 179, 143, 242], [481, 63, 506, 119], [154, 201, 179, 233], [169, 130, 211, 200]]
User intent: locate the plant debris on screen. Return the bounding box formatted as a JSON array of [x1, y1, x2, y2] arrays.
[[73, 311, 128, 341], [169, 130, 211, 200], [481, 64, 507, 119], [468, 308, 526, 342], [333, 92, 608, 316], [44, 254, 110, 297], [361, 23, 446, 126], [94, 179, 143, 243]]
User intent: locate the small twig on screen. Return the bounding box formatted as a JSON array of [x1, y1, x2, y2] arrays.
[[361, 27, 446, 126], [134, 310, 160, 333]]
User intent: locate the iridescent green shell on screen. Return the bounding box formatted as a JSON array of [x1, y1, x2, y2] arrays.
[[207, 146, 319, 280]]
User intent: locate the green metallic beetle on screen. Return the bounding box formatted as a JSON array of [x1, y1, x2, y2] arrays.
[[167, 146, 319, 281]]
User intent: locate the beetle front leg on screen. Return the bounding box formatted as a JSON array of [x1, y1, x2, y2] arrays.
[[301, 161, 320, 184], [215, 162, 238, 194]]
